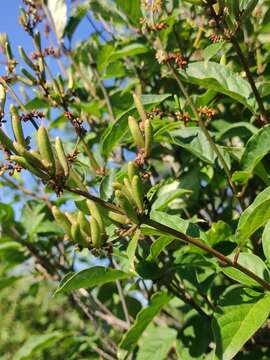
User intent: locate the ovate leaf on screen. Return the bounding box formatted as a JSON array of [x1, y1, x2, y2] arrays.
[[236, 186, 270, 246], [240, 125, 270, 181], [120, 291, 171, 350], [55, 266, 131, 295], [64, 3, 90, 40], [137, 326, 177, 360], [179, 61, 255, 110], [222, 252, 270, 287], [212, 288, 270, 360]]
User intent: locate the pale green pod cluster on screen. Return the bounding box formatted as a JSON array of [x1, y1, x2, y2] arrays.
[[87, 200, 106, 248], [10, 104, 27, 148], [112, 162, 145, 224]]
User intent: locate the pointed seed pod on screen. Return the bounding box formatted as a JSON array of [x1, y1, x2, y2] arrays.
[[71, 222, 88, 248], [0, 84, 6, 114], [10, 105, 27, 148], [17, 75, 34, 86], [115, 190, 139, 224], [65, 212, 77, 225], [144, 119, 153, 157], [52, 206, 72, 238], [128, 116, 144, 148], [131, 175, 144, 212], [13, 142, 45, 170], [55, 136, 69, 177], [57, 74, 65, 94], [123, 177, 136, 205], [10, 155, 49, 180], [77, 211, 91, 237], [53, 147, 64, 178], [5, 41, 13, 61], [0, 128, 16, 153], [87, 200, 104, 233], [90, 217, 102, 248], [19, 46, 36, 70], [33, 31, 41, 51], [37, 125, 55, 174], [127, 161, 137, 182], [106, 211, 130, 225], [20, 67, 36, 84], [133, 93, 147, 124]]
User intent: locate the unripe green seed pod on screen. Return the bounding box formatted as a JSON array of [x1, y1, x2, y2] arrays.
[[17, 75, 34, 86], [144, 119, 153, 157], [0, 128, 16, 153], [10, 104, 27, 148], [131, 175, 144, 212], [37, 125, 55, 174], [106, 210, 130, 225], [10, 155, 49, 180], [13, 142, 46, 170], [77, 211, 91, 237], [133, 93, 147, 124], [20, 67, 37, 84], [57, 74, 65, 94], [19, 46, 36, 70], [90, 217, 102, 248], [87, 200, 104, 233], [123, 177, 136, 205], [19, 8, 28, 28], [34, 31, 41, 51], [0, 84, 6, 114], [53, 147, 65, 178], [115, 190, 139, 224], [71, 222, 88, 248], [128, 116, 144, 148], [5, 41, 13, 61], [55, 137, 69, 177], [127, 161, 137, 182], [65, 212, 77, 225], [52, 206, 72, 238]]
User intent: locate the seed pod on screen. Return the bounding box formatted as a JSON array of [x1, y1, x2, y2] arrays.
[[123, 177, 136, 205], [71, 222, 88, 248], [19, 46, 36, 70], [90, 217, 102, 248], [13, 142, 46, 170], [34, 31, 41, 51], [87, 200, 104, 233], [17, 75, 34, 86], [65, 212, 77, 225], [0, 84, 6, 114], [52, 206, 72, 238], [144, 119, 153, 157], [53, 146, 65, 178], [10, 104, 27, 148], [127, 161, 137, 182], [106, 210, 130, 225], [67, 68, 74, 89], [113, 180, 134, 205], [20, 67, 37, 84], [128, 116, 144, 148], [37, 125, 55, 174], [77, 211, 91, 237], [55, 137, 69, 177], [10, 155, 49, 180], [115, 190, 139, 224], [0, 128, 16, 153], [19, 8, 28, 28], [131, 175, 144, 212], [133, 93, 147, 124], [5, 41, 13, 61]]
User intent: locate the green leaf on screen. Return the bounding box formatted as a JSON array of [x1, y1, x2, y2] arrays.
[[47, 0, 67, 39], [179, 61, 255, 110], [110, 43, 148, 63], [101, 94, 171, 157], [152, 183, 191, 211], [222, 252, 270, 287], [13, 332, 65, 360], [146, 236, 174, 262], [64, 3, 90, 40], [127, 229, 140, 272], [0, 276, 21, 291], [212, 288, 270, 360], [55, 266, 131, 295], [240, 125, 270, 181], [119, 291, 171, 350], [203, 42, 225, 62], [262, 221, 270, 263], [137, 326, 177, 360], [116, 0, 142, 25], [206, 221, 232, 246], [236, 186, 270, 246]]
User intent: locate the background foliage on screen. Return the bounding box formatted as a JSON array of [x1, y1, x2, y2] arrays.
[[1, 0, 270, 359]]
